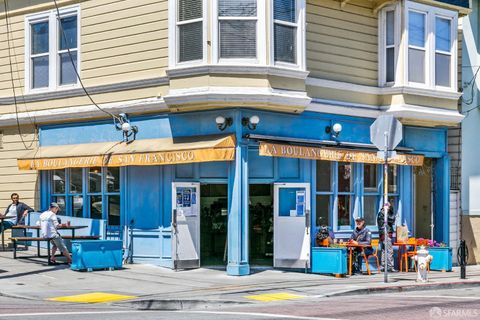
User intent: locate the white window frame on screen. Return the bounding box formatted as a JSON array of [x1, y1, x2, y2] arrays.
[[25, 5, 81, 94], [404, 1, 457, 91], [270, 0, 306, 70], [378, 3, 401, 87], [168, 0, 208, 68], [212, 0, 266, 65]]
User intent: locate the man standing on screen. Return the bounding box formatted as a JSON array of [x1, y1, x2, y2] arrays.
[[377, 202, 396, 272], [349, 217, 372, 274], [0, 193, 34, 234], [40, 202, 71, 264]]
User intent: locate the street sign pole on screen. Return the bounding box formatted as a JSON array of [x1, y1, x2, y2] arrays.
[[383, 131, 389, 283]]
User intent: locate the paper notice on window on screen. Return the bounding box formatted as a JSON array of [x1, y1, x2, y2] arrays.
[[296, 190, 305, 216]]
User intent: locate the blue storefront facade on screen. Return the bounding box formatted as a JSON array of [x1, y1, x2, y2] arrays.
[[35, 108, 450, 276]]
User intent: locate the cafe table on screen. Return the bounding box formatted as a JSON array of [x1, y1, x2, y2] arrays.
[[393, 241, 417, 272], [338, 242, 373, 276], [11, 225, 88, 256]]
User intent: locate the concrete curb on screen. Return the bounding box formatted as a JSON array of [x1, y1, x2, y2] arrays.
[[115, 299, 252, 311], [325, 280, 480, 297]]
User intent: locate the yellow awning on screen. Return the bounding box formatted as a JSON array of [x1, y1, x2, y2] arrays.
[[18, 135, 236, 170], [259, 142, 424, 166]]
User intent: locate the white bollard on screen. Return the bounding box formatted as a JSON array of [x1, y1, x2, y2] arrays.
[[414, 245, 433, 282]]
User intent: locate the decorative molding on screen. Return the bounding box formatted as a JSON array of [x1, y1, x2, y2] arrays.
[[0, 77, 169, 105], [306, 77, 462, 100], [167, 65, 310, 80], [0, 97, 167, 126], [385, 103, 464, 124], [164, 86, 311, 108]]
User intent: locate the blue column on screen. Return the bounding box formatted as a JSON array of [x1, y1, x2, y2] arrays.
[[227, 114, 250, 276], [400, 166, 413, 230], [434, 155, 450, 243]]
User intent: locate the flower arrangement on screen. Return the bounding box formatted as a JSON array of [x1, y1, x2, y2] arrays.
[[416, 238, 447, 247]]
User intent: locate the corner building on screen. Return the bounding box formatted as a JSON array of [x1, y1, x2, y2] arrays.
[[0, 0, 469, 275]]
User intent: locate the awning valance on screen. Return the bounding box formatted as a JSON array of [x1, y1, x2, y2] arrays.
[[259, 142, 424, 166], [18, 135, 236, 170]]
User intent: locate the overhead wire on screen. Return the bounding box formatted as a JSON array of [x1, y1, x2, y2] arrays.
[[3, 0, 36, 149], [52, 0, 120, 124]]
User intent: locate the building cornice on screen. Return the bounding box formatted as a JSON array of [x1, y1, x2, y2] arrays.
[[164, 86, 312, 110], [167, 65, 310, 80], [306, 77, 462, 100], [0, 77, 169, 106], [0, 97, 167, 126]]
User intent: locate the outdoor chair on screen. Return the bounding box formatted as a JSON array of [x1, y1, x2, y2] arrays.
[[366, 239, 380, 273]]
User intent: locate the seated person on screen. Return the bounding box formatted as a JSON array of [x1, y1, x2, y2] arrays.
[[349, 217, 373, 274], [0, 193, 34, 234], [315, 225, 335, 246]]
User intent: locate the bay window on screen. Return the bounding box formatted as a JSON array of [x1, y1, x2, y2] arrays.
[[379, 1, 457, 90]]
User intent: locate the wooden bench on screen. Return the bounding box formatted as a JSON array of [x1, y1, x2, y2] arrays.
[[10, 235, 100, 264]]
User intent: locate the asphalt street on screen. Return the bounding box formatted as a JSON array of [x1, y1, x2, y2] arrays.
[[1, 287, 479, 320]]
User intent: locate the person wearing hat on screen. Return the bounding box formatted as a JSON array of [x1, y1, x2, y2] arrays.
[[349, 217, 372, 274], [39, 202, 71, 264], [377, 202, 396, 272]]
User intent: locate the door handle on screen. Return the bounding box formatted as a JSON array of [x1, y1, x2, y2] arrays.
[[172, 209, 177, 230], [305, 209, 310, 234]]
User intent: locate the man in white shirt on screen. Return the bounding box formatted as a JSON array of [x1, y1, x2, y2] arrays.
[[1, 193, 34, 234], [39, 202, 71, 264]]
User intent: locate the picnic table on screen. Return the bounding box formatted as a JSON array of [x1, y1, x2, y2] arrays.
[[10, 225, 99, 264]]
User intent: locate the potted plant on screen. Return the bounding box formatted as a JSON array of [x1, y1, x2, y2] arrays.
[[425, 240, 452, 272], [311, 244, 347, 275]]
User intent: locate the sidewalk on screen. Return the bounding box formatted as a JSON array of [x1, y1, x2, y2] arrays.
[[1, 249, 479, 310]]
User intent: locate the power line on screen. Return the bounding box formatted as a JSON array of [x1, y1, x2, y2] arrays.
[[3, 0, 36, 150], [52, 0, 120, 124]]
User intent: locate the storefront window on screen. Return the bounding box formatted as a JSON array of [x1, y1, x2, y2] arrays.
[[48, 167, 121, 223], [364, 164, 380, 226], [52, 169, 66, 193], [388, 165, 398, 193], [88, 167, 102, 193], [337, 195, 351, 227], [316, 161, 331, 192], [338, 162, 353, 192], [315, 195, 330, 228]]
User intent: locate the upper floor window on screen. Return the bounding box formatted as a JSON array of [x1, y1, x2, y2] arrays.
[[379, 2, 457, 90], [169, 1, 305, 69], [218, 0, 258, 60], [177, 0, 203, 63], [26, 6, 79, 92], [274, 0, 297, 64]]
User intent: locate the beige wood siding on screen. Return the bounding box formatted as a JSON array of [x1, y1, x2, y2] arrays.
[[0, 0, 168, 98], [0, 127, 38, 210], [306, 0, 378, 86]]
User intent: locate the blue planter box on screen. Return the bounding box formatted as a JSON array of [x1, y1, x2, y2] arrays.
[[311, 247, 347, 275], [428, 247, 452, 271], [71, 240, 123, 271]]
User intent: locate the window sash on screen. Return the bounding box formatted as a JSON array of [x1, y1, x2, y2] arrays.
[[27, 9, 79, 91]]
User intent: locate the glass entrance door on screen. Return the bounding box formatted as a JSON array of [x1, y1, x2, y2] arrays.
[[200, 184, 228, 266], [249, 184, 274, 266]]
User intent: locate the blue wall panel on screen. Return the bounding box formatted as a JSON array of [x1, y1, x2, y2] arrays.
[[249, 148, 274, 179], [278, 157, 300, 179], [199, 161, 228, 179], [126, 166, 161, 229], [176, 164, 195, 179], [403, 127, 447, 153]]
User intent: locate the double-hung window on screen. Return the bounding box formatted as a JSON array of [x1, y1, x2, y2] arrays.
[[406, 2, 457, 89], [218, 0, 257, 60], [273, 0, 297, 64], [177, 0, 204, 63], [408, 10, 427, 84], [379, 2, 457, 90], [26, 6, 79, 92]]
